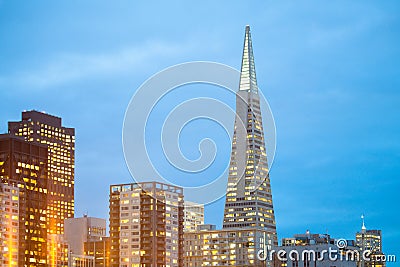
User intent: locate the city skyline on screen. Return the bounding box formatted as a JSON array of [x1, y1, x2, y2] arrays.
[[1, 1, 399, 266]]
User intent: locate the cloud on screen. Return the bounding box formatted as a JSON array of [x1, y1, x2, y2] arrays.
[[0, 41, 194, 89]]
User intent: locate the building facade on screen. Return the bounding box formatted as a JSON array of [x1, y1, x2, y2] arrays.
[[183, 201, 204, 232], [0, 134, 48, 266], [109, 182, 184, 267]]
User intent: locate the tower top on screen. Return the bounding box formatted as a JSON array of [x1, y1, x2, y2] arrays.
[[239, 25, 258, 93], [361, 214, 367, 233]]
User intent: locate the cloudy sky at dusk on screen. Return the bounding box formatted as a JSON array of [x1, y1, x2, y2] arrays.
[[1, 1, 399, 263]]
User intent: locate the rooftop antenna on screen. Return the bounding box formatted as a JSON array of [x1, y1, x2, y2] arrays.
[[361, 214, 366, 233]]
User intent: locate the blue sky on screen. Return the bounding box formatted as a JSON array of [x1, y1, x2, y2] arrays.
[[0, 0, 399, 262]]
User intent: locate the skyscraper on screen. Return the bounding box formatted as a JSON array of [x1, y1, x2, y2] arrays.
[[109, 182, 184, 267], [275, 232, 359, 267], [356, 226, 382, 253], [184, 26, 277, 267], [223, 26, 277, 237], [8, 110, 75, 236], [0, 134, 48, 266], [356, 217, 385, 267]]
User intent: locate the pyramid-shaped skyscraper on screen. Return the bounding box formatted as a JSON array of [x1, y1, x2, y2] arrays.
[[223, 26, 277, 239], [184, 26, 278, 267]]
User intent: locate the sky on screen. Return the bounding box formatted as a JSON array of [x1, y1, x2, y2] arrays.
[[0, 0, 399, 263]]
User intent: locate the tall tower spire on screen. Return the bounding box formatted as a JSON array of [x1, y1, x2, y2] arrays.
[[223, 26, 277, 243], [239, 25, 258, 93]]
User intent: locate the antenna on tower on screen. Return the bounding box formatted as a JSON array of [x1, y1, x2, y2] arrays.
[[361, 214, 366, 233]]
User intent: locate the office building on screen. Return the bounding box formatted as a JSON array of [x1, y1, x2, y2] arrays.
[[8, 110, 75, 236], [183, 201, 204, 232], [64, 216, 107, 255], [109, 182, 184, 267], [355, 217, 385, 267], [222, 25, 277, 236], [184, 25, 278, 267], [356, 227, 382, 253], [0, 134, 48, 266], [8, 111, 75, 266]]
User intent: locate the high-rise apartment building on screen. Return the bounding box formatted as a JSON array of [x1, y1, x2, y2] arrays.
[[0, 134, 48, 266], [183, 201, 204, 232], [8, 110, 75, 237], [0, 181, 21, 267], [109, 182, 184, 267], [223, 25, 277, 237]]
